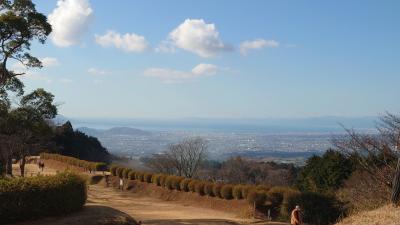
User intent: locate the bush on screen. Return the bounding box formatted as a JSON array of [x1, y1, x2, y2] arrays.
[[213, 183, 223, 198], [241, 185, 252, 199], [122, 168, 132, 179], [195, 181, 206, 196], [247, 189, 267, 207], [144, 173, 153, 183], [267, 186, 298, 208], [165, 176, 175, 190], [135, 172, 144, 182], [172, 176, 184, 190], [284, 192, 344, 225], [180, 178, 192, 192], [0, 172, 87, 224], [188, 180, 198, 192], [204, 182, 214, 197], [110, 165, 118, 176], [159, 175, 167, 187], [94, 162, 108, 172], [233, 185, 244, 199], [152, 174, 161, 186], [128, 171, 136, 180], [116, 167, 125, 178], [221, 185, 234, 200]]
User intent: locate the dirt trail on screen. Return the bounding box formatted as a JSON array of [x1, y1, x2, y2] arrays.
[[15, 162, 288, 225]]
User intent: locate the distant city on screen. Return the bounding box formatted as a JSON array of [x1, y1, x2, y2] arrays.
[[62, 116, 377, 164]]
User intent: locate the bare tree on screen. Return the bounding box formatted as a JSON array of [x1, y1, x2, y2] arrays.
[[333, 112, 400, 205], [143, 138, 208, 178]]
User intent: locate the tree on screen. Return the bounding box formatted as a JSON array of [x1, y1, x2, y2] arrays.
[[0, 88, 56, 176], [295, 150, 354, 193], [334, 112, 400, 205], [143, 138, 208, 178], [0, 0, 51, 86]]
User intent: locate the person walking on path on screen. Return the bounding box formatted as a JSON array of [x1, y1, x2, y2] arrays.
[[291, 205, 302, 225]]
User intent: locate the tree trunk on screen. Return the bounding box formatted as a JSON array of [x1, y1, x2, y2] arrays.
[[391, 158, 400, 205], [6, 155, 12, 176], [0, 160, 5, 176], [19, 156, 26, 177]]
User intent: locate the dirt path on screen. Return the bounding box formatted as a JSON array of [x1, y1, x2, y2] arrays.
[[14, 162, 288, 225]]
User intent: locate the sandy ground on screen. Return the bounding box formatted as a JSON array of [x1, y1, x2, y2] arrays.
[[10, 162, 288, 225]]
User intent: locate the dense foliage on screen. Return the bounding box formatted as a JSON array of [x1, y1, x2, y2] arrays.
[[296, 150, 354, 193], [0, 172, 86, 224], [51, 121, 110, 163]]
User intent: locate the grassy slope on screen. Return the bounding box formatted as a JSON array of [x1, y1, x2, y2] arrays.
[[336, 205, 400, 225]]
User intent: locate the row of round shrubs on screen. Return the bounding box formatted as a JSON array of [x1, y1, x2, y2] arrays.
[[0, 172, 87, 224], [40, 153, 108, 172], [109, 165, 286, 207]]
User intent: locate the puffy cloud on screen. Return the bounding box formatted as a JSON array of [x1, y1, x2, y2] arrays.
[[48, 0, 93, 47], [95, 31, 149, 52], [166, 19, 231, 57], [41, 57, 60, 67], [144, 63, 219, 83], [88, 67, 108, 75], [240, 39, 279, 55]]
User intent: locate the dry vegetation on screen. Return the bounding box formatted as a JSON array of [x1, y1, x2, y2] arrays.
[[336, 205, 400, 225]]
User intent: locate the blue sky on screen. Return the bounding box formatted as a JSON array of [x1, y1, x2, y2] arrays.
[[16, 0, 400, 119]]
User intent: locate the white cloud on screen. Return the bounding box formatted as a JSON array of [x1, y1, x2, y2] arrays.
[[166, 19, 231, 57], [240, 39, 279, 55], [191, 64, 218, 75], [41, 57, 60, 67], [144, 63, 218, 83], [95, 31, 149, 52], [48, 0, 93, 47], [88, 67, 108, 75]]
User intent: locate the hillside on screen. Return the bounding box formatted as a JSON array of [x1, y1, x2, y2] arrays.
[[336, 205, 400, 225]]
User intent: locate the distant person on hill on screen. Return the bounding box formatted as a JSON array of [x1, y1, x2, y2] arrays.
[[291, 205, 302, 225]]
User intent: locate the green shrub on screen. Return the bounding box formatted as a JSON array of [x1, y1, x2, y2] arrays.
[[241, 185, 252, 199], [122, 168, 132, 179], [110, 165, 118, 176], [128, 171, 136, 180], [247, 189, 267, 207], [94, 163, 108, 172], [284, 192, 344, 225], [267, 186, 298, 208], [195, 181, 206, 196], [0, 172, 87, 224], [204, 182, 214, 197], [256, 184, 270, 192], [188, 180, 198, 192], [233, 185, 244, 199], [213, 183, 223, 198], [221, 185, 234, 200], [144, 173, 153, 183], [180, 178, 192, 192], [116, 167, 125, 178]]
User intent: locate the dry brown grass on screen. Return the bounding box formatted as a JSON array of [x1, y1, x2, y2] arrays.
[[336, 205, 400, 225]]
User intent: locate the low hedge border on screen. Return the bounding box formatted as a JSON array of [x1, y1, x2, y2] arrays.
[[0, 172, 87, 224], [40, 153, 107, 172]]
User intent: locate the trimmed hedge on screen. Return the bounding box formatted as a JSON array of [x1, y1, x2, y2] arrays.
[[122, 168, 132, 179], [212, 183, 223, 198], [195, 181, 206, 196], [241, 185, 252, 199], [204, 182, 214, 197], [144, 173, 153, 183], [221, 185, 234, 200], [233, 185, 244, 199], [110, 165, 118, 176], [247, 189, 267, 207], [180, 178, 192, 192], [188, 180, 198, 192], [128, 171, 136, 180], [152, 174, 162, 186], [40, 153, 107, 172], [0, 172, 87, 224]]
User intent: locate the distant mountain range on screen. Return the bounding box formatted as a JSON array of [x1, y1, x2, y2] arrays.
[[77, 127, 151, 137]]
